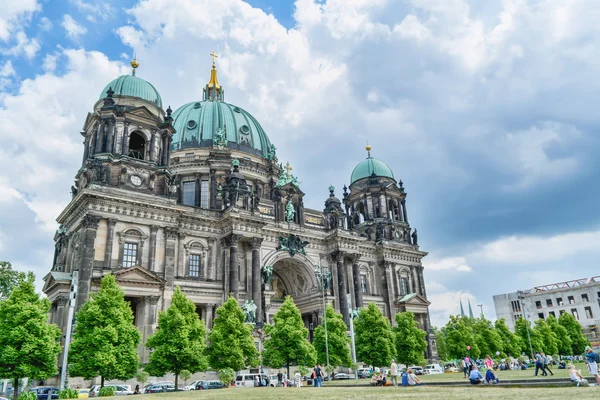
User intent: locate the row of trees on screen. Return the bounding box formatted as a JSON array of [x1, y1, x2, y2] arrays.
[[435, 312, 590, 361]]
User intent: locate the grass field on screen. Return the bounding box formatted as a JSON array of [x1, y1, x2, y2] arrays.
[[144, 385, 600, 400]]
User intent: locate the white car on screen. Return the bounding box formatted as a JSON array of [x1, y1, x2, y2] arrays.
[[184, 381, 201, 391], [423, 364, 444, 375], [333, 373, 351, 380], [89, 385, 133, 397]]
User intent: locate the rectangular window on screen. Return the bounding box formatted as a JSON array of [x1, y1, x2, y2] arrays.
[[557, 297, 563, 306], [401, 277, 410, 296], [568, 296, 575, 304], [546, 299, 553, 307], [549, 311, 556, 318], [559, 310, 566, 315], [360, 275, 368, 293], [511, 300, 522, 313], [535, 301, 542, 309], [182, 181, 195, 206], [189, 254, 201, 278], [122, 243, 138, 268], [538, 313, 544, 319], [585, 306, 593, 319], [582, 294, 589, 302], [571, 308, 579, 320], [200, 180, 209, 209]]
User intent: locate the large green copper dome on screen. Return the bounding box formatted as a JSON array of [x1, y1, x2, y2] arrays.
[[99, 75, 163, 108], [350, 156, 395, 184], [171, 100, 273, 158]]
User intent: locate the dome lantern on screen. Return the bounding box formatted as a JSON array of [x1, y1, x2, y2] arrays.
[[204, 51, 224, 101], [349, 145, 395, 185]]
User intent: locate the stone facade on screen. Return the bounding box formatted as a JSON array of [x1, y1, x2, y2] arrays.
[[43, 63, 439, 372]]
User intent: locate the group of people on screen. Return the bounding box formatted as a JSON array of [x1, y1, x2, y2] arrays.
[[533, 352, 554, 376], [380, 360, 421, 387]]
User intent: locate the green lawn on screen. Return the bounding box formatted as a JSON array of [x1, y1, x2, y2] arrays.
[[142, 385, 599, 400]]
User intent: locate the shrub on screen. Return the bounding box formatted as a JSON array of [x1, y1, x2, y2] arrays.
[[218, 368, 235, 387], [98, 387, 115, 397], [135, 370, 149, 386], [59, 389, 79, 399], [298, 366, 309, 377], [18, 392, 37, 400]]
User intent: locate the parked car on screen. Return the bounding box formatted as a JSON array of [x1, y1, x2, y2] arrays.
[[30, 387, 59, 400], [234, 374, 271, 388], [357, 368, 371, 379], [142, 383, 176, 394], [408, 366, 424, 375], [195, 381, 223, 390], [184, 381, 202, 391], [423, 364, 444, 375], [77, 389, 90, 398], [332, 373, 351, 380], [89, 385, 133, 397]]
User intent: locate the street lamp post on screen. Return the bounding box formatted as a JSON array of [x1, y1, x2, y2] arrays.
[[517, 290, 534, 360], [347, 294, 358, 380], [318, 265, 330, 368]]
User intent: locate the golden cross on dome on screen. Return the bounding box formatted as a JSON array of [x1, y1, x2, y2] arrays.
[[284, 162, 293, 176], [210, 51, 218, 66]]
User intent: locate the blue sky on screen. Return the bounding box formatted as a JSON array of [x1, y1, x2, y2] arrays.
[[2, 0, 600, 327]]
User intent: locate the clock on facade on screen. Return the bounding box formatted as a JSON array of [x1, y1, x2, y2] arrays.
[[130, 175, 143, 187]]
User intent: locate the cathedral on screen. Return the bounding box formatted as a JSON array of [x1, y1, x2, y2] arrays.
[[42, 55, 438, 368]]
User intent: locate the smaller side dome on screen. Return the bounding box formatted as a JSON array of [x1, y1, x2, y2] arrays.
[[350, 146, 395, 184], [98, 59, 162, 108]]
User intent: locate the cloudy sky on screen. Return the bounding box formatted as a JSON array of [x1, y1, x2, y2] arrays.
[[2, 0, 600, 327]]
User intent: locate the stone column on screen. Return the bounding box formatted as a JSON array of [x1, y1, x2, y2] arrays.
[[95, 121, 105, 153], [204, 303, 214, 330], [55, 296, 69, 331], [381, 262, 396, 319], [122, 122, 130, 155], [82, 137, 90, 162], [161, 135, 168, 166], [251, 237, 263, 323], [210, 170, 217, 209], [148, 225, 158, 271], [206, 238, 216, 280], [177, 232, 186, 278], [150, 130, 157, 162], [76, 215, 100, 310], [401, 199, 408, 224], [411, 267, 419, 295], [166, 137, 172, 166], [164, 228, 178, 289], [223, 234, 241, 298], [348, 254, 363, 308], [104, 218, 117, 269], [106, 119, 115, 153], [379, 193, 387, 218], [332, 250, 349, 325], [143, 295, 160, 362], [418, 266, 427, 298]]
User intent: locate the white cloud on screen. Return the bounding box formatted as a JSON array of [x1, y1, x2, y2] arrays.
[[38, 16, 53, 31], [426, 281, 485, 326], [0, 0, 40, 41], [424, 257, 472, 272], [1, 31, 40, 59], [69, 0, 112, 23], [42, 54, 58, 72], [0, 61, 15, 77], [62, 14, 87, 40]]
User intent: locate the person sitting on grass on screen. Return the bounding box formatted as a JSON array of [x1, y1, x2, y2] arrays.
[[569, 365, 589, 387], [485, 368, 499, 384], [469, 366, 484, 385], [407, 369, 421, 386], [370, 373, 379, 386]]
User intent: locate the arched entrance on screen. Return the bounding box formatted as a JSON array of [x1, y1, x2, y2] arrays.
[[262, 251, 325, 340]]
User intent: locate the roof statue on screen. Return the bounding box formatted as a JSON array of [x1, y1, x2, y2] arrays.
[[276, 162, 301, 189]]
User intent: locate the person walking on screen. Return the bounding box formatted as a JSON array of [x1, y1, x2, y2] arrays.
[[462, 357, 469, 378], [294, 371, 301, 388], [585, 345, 600, 385], [277, 370, 283, 387], [542, 352, 553, 376], [390, 359, 399, 386], [484, 355, 494, 370], [313, 364, 323, 387], [534, 352, 547, 377]]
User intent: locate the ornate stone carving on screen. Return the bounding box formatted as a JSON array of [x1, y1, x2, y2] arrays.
[[250, 237, 263, 250], [241, 300, 257, 323], [221, 233, 241, 248], [55, 296, 69, 307], [150, 225, 159, 233], [345, 253, 361, 264], [164, 227, 179, 240], [81, 215, 100, 229], [147, 296, 160, 306], [277, 234, 308, 257], [329, 250, 345, 263]]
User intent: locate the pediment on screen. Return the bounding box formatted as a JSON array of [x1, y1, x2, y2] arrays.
[[42, 271, 72, 293], [396, 293, 430, 306], [126, 106, 159, 122], [113, 266, 165, 286]]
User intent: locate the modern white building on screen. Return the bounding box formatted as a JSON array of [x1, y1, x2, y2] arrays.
[[493, 276, 600, 349]]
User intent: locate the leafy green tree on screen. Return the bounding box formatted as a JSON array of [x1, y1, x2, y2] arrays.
[[0, 275, 62, 400], [432, 327, 447, 361], [534, 319, 558, 356], [444, 315, 480, 359], [218, 368, 235, 387], [393, 311, 427, 365], [0, 261, 31, 300], [263, 296, 316, 377], [354, 303, 395, 368], [69, 275, 141, 387], [558, 312, 590, 355], [473, 317, 503, 358], [135, 370, 149, 386], [207, 295, 259, 371], [494, 318, 522, 357], [313, 305, 351, 367], [546, 315, 571, 356], [514, 317, 544, 356], [145, 287, 208, 388]]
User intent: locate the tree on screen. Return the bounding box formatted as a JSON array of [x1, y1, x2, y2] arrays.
[[393, 311, 427, 366], [0, 274, 62, 400], [534, 319, 558, 356], [432, 327, 447, 361], [207, 295, 259, 371], [313, 305, 351, 367], [263, 296, 316, 377], [514, 317, 543, 356], [558, 313, 589, 355], [494, 318, 522, 358], [473, 317, 503, 358], [0, 261, 31, 300], [69, 274, 141, 386], [145, 287, 208, 388], [546, 315, 571, 356], [135, 370, 149, 387], [354, 303, 395, 368], [444, 315, 480, 360]]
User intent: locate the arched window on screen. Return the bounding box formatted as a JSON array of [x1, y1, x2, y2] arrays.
[[356, 202, 366, 223], [128, 131, 146, 160]]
